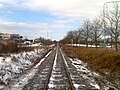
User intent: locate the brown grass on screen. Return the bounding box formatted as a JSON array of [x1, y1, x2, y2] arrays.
[[0, 40, 46, 54], [62, 45, 120, 78], [0, 40, 18, 53]]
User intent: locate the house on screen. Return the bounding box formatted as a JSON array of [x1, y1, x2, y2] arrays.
[[11, 34, 20, 40], [0, 33, 11, 40], [0, 33, 20, 40]]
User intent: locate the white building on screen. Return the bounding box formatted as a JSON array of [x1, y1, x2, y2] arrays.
[[0, 33, 20, 40]]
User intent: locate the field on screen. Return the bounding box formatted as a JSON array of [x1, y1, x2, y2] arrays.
[[62, 45, 120, 80]]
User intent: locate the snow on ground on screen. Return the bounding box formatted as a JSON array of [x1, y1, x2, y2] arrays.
[[0, 48, 46, 89], [48, 48, 58, 88], [60, 49, 69, 67], [18, 43, 43, 47], [69, 58, 117, 89], [7, 50, 52, 90], [68, 44, 111, 48], [69, 58, 100, 89]]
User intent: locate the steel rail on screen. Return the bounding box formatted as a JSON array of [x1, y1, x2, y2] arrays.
[[43, 46, 75, 90], [43, 47, 57, 90], [59, 47, 75, 90]]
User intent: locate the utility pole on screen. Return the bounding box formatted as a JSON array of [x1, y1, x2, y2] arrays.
[[46, 31, 49, 48], [47, 31, 48, 40]]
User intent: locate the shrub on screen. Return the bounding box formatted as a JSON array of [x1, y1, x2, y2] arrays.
[[11, 56, 18, 62], [0, 40, 18, 53]]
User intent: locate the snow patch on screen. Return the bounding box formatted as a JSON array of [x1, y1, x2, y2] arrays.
[[60, 49, 68, 67], [48, 48, 58, 88], [90, 83, 100, 89], [0, 48, 46, 88], [48, 83, 54, 88], [35, 50, 52, 68], [73, 84, 80, 89], [4, 49, 52, 90], [69, 58, 101, 89]]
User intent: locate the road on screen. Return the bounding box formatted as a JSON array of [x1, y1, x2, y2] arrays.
[[4, 45, 117, 90]]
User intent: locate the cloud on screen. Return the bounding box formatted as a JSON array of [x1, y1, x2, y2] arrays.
[[22, 0, 106, 18], [0, 19, 54, 34], [0, 0, 25, 7], [0, 0, 119, 40], [0, 0, 119, 18], [0, 0, 118, 18], [0, 19, 77, 34], [0, 3, 4, 8], [0, 19, 80, 39], [22, 0, 120, 18]]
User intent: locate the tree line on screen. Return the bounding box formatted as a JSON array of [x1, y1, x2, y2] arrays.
[[60, 2, 120, 51]]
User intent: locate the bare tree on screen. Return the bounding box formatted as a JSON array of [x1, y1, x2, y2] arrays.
[[65, 31, 74, 45], [90, 18, 103, 48], [73, 30, 81, 46], [104, 18, 114, 48], [104, 2, 120, 51], [80, 19, 91, 47], [77, 29, 83, 46]]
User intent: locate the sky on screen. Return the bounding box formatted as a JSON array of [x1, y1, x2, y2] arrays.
[[0, 0, 118, 41]]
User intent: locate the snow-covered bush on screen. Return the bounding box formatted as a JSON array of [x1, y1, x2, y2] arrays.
[[0, 48, 46, 86]]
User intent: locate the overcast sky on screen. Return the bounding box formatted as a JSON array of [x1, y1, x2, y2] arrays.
[[0, 0, 118, 40]]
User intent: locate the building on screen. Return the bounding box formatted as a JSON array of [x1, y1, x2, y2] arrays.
[[0, 33, 11, 40], [0, 33, 20, 40], [11, 34, 20, 40]]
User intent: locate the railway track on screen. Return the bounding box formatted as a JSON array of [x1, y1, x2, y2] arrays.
[[47, 47, 74, 90], [22, 46, 75, 90], [4, 45, 115, 90]]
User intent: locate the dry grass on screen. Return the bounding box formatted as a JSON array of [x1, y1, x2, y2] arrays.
[[62, 45, 120, 78], [0, 40, 46, 54], [0, 40, 18, 53]]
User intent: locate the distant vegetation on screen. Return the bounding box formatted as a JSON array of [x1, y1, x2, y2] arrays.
[[0, 40, 38, 54], [0, 40, 18, 54], [0, 36, 54, 54], [60, 3, 120, 88], [60, 2, 120, 51]]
